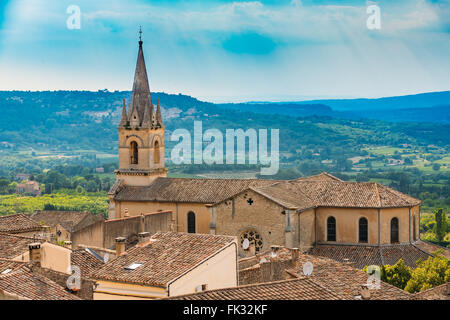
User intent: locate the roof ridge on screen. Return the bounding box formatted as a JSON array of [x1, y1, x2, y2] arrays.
[[374, 183, 382, 207]]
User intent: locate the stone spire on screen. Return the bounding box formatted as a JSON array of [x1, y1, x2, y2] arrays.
[[155, 98, 163, 127], [128, 28, 153, 126], [141, 104, 153, 128], [119, 98, 128, 127]]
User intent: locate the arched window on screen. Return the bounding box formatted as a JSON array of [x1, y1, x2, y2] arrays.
[[154, 140, 160, 164], [359, 217, 368, 243], [239, 228, 263, 253], [327, 216, 336, 242], [391, 217, 399, 243], [130, 141, 138, 164], [187, 211, 196, 233]]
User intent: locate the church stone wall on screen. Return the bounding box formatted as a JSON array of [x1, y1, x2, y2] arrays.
[[214, 190, 286, 254]]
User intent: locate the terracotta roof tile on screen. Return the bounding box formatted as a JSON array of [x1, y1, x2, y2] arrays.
[[414, 283, 449, 300], [0, 233, 45, 259], [308, 243, 431, 269], [91, 232, 236, 286], [0, 258, 27, 274], [30, 210, 103, 233], [71, 249, 105, 278], [0, 214, 41, 234], [167, 278, 342, 300], [413, 240, 450, 259], [113, 177, 278, 203], [0, 266, 80, 300]]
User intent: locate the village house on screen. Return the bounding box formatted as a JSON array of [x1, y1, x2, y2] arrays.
[[16, 180, 40, 196], [90, 232, 238, 299], [30, 210, 105, 248], [0, 264, 81, 300]]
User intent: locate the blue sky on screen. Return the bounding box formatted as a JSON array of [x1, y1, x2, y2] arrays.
[[0, 0, 449, 102]]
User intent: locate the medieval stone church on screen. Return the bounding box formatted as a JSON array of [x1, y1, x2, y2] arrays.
[[108, 38, 443, 265]]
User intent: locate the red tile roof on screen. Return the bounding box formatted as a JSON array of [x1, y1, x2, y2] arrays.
[[91, 232, 236, 287], [0, 266, 80, 300], [414, 283, 449, 300], [0, 214, 41, 234], [0, 233, 45, 259], [71, 249, 105, 278], [308, 243, 431, 269], [166, 278, 342, 300]]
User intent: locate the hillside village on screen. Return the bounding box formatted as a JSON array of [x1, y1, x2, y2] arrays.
[[0, 39, 448, 301]]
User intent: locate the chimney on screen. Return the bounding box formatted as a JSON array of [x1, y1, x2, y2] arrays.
[[290, 248, 299, 269], [29, 243, 41, 264], [115, 237, 126, 257], [63, 240, 72, 249], [138, 232, 151, 245], [360, 284, 371, 300], [41, 225, 52, 241], [270, 245, 281, 261]]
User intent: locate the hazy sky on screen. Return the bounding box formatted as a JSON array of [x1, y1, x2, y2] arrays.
[[0, 0, 449, 102]]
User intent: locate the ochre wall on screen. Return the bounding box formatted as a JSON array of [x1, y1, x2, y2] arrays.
[[71, 220, 104, 249], [94, 281, 167, 300], [113, 201, 210, 234], [379, 206, 417, 244], [213, 190, 286, 254], [316, 207, 379, 244], [298, 209, 315, 250], [169, 241, 238, 296]]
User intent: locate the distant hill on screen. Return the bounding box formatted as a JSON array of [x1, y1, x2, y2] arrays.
[[292, 91, 450, 111], [0, 90, 449, 158]]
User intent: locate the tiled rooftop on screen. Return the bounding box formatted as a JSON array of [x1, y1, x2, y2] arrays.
[[0, 214, 42, 234], [0, 266, 80, 300], [91, 232, 236, 286], [414, 283, 449, 300], [307, 243, 431, 269], [0, 233, 45, 259], [113, 177, 277, 203], [30, 210, 103, 233], [251, 180, 420, 211], [71, 249, 105, 278], [166, 278, 342, 300]]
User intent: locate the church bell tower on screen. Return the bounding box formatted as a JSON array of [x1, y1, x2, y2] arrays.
[[115, 29, 167, 187]]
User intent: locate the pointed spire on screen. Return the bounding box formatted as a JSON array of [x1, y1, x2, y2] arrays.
[[141, 104, 153, 128], [119, 99, 128, 127], [156, 98, 163, 127], [128, 27, 153, 126]]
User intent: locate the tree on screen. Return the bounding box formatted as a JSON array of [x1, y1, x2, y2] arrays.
[[379, 259, 412, 289], [434, 208, 447, 244], [404, 253, 450, 293]]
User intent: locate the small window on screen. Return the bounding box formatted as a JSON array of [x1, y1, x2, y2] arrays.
[[391, 217, 399, 243], [359, 217, 368, 243], [124, 262, 143, 270], [154, 140, 160, 164], [327, 216, 336, 242]]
